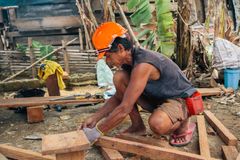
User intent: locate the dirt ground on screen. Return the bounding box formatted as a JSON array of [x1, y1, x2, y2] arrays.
[[0, 85, 239, 159]]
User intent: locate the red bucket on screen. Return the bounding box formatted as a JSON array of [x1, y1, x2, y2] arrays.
[[185, 91, 204, 116]]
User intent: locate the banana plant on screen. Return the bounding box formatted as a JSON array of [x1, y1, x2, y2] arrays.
[[127, 0, 175, 57]]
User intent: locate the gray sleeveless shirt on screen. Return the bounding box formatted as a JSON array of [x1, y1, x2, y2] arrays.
[[122, 47, 196, 100]]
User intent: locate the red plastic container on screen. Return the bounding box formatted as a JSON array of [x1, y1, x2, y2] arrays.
[[185, 91, 204, 116]]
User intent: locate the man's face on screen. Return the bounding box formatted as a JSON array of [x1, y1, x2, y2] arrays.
[[105, 44, 126, 68]]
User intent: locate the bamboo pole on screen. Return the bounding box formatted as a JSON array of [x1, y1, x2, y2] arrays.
[[116, 2, 140, 47], [76, 0, 93, 49], [1, 38, 77, 82], [78, 28, 83, 50], [62, 40, 70, 74], [28, 37, 36, 78], [85, 0, 98, 27], [108, 0, 115, 22]]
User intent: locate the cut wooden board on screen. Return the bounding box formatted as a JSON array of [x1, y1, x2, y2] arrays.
[[116, 133, 173, 149], [197, 116, 211, 159], [0, 144, 55, 160], [222, 146, 238, 160], [96, 136, 205, 160], [0, 97, 103, 108], [27, 106, 44, 123], [197, 88, 222, 96], [42, 131, 90, 155], [101, 147, 124, 160], [55, 151, 85, 160], [204, 111, 238, 146]]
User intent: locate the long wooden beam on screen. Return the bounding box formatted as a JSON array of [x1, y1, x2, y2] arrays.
[[96, 136, 205, 160], [116, 133, 173, 148], [197, 88, 222, 96], [101, 148, 124, 160], [197, 116, 211, 159], [0, 144, 55, 160], [0, 97, 103, 108], [221, 146, 239, 160], [204, 111, 238, 146]]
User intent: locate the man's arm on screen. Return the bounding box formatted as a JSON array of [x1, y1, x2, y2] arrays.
[[98, 63, 154, 133], [80, 94, 121, 129], [91, 95, 121, 121]]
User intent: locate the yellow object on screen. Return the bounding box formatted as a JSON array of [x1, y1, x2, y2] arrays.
[[38, 60, 66, 90]]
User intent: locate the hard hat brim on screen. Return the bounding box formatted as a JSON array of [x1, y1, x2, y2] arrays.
[[97, 52, 106, 60]]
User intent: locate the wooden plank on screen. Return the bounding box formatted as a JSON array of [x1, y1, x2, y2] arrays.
[[116, 133, 173, 148], [101, 147, 124, 160], [56, 151, 85, 160], [197, 115, 211, 159], [221, 146, 238, 160], [204, 111, 238, 146], [27, 106, 44, 123], [13, 16, 81, 31], [0, 144, 55, 160], [96, 136, 205, 160], [197, 88, 222, 96], [42, 131, 90, 155], [0, 97, 103, 108]]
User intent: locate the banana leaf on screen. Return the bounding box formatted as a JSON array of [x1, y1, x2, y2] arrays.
[[130, 0, 152, 26]]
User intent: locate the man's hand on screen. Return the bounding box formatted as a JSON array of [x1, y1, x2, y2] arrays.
[[83, 127, 103, 144], [79, 117, 97, 130]]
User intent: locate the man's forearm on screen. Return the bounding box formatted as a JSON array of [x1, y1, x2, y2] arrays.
[[92, 95, 121, 122], [98, 103, 131, 133]]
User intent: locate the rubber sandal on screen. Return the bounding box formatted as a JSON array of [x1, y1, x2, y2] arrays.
[[169, 122, 196, 147]]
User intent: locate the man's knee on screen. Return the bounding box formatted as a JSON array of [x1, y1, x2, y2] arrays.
[[148, 111, 172, 135], [113, 71, 129, 88]]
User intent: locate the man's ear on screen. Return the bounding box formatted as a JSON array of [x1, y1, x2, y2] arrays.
[[117, 44, 125, 52]]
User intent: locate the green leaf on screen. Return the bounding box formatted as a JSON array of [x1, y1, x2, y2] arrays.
[[136, 29, 151, 39], [16, 43, 27, 55], [130, 1, 152, 26], [32, 40, 43, 48], [40, 45, 54, 60], [127, 0, 140, 10], [141, 31, 155, 47]]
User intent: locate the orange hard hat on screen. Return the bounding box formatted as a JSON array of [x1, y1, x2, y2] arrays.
[[92, 22, 127, 59]]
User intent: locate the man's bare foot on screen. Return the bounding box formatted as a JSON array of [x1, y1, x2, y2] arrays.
[[121, 125, 147, 136], [169, 122, 196, 147]]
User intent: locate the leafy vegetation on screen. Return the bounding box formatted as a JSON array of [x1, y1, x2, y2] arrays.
[[127, 0, 175, 57], [16, 41, 54, 60]]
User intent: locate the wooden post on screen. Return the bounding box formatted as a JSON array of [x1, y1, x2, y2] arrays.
[[62, 40, 70, 74], [197, 116, 211, 159], [79, 28, 83, 50], [204, 111, 238, 146], [27, 106, 44, 123], [42, 131, 90, 160], [8, 8, 16, 21], [28, 37, 36, 78], [221, 146, 239, 160]]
